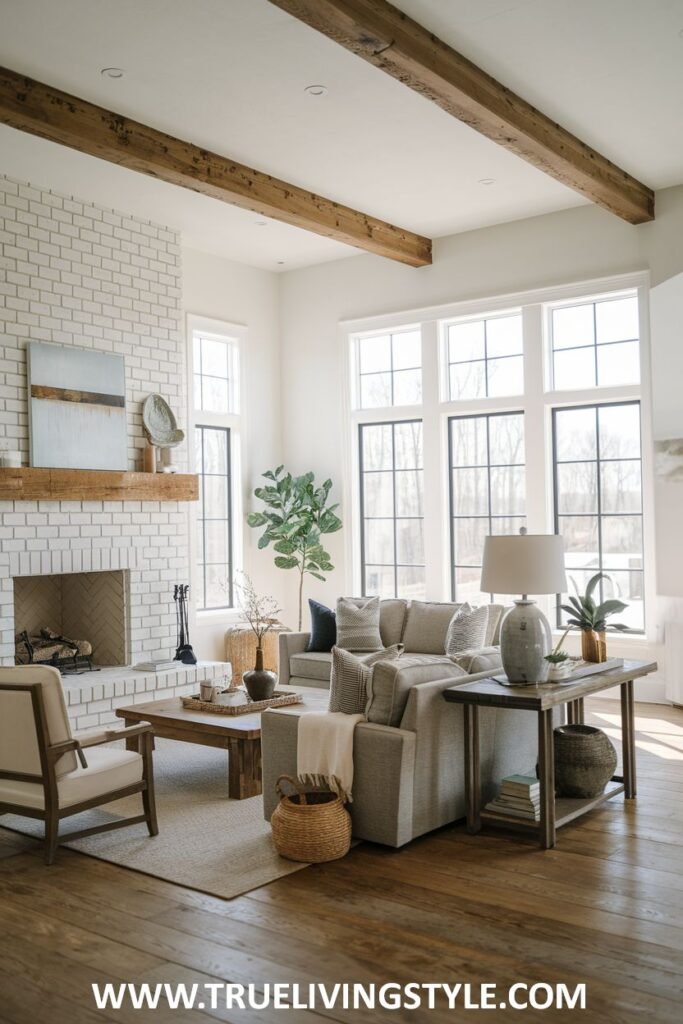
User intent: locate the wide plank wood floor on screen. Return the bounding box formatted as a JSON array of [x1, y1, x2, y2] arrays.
[[1, 699, 682, 1023]]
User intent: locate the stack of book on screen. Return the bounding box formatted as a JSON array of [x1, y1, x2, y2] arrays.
[[484, 774, 541, 822]]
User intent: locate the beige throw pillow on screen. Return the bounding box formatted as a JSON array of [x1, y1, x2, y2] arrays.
[[328, 644, 403, 715], [335, 596, 383, 652], [444, 603, 489, 656]]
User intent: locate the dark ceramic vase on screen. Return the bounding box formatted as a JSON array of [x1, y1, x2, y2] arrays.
[[243, 647, 277, 702], [554, 724, 618, 798]]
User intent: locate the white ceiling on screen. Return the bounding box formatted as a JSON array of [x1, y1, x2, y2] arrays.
[[1, 0, 681, 271]]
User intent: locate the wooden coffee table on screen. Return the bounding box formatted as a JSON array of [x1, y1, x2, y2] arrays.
[[115, 698, 265, 800], [443, 659, 658, 849]]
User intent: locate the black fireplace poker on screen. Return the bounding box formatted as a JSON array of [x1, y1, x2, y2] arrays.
[[173, 583, 197, 665]]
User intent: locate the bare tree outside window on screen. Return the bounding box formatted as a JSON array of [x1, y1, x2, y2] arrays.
[[360, 420, 425, 599], [553, 402, 644, 631], [449, 412, 526, 604]]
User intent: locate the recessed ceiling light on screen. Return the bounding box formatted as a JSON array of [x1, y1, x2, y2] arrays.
[[101, 67, 125, 79], [478, 178, 496, 185], [304, 84, 328, 97]]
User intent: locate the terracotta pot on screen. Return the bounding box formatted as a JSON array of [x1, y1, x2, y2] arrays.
[[581, 629, 607, 663], [243, 646, 277, 702]]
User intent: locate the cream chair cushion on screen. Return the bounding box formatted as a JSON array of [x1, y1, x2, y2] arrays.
[[0, 746, 143, 811], [0, 664, 78, 777]]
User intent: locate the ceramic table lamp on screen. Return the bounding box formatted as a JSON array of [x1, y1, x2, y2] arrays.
[[480, 529, 567, 685]]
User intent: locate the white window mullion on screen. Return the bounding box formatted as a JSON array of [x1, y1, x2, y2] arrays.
[[420, 320, 445, 600], [522, 304, 551, 536]]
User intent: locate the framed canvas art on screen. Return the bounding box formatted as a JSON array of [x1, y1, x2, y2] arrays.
[[27, 342, 127, 470]]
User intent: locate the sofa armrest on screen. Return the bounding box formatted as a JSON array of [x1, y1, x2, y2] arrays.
[[261, 708, 416, 847], [278, 631, 310, 687]]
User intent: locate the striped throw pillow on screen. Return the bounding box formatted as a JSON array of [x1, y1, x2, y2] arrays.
[[444, 603, 489, 656], [335, 596, 383, 652], [329, 644, 403, 715]]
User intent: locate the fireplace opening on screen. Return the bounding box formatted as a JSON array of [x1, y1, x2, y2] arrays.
[[13, 570, 130, 671]]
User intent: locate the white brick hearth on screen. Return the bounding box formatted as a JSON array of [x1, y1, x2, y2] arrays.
[[62, 661, 229, 731], [0, 174, 204, 713]]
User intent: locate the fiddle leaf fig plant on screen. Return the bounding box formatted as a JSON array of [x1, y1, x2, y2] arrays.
[[247, 466, 342, 630], [560, 572, 630, 633]]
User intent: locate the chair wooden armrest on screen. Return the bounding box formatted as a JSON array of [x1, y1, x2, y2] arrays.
[[76, 723, 153, 749]]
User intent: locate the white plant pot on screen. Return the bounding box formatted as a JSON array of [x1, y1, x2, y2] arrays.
[[547, 661, 573, 682]]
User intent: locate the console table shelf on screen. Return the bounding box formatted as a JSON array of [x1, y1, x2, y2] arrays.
[[0, 467, 198, 502]]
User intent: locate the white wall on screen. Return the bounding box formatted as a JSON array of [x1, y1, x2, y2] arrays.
[[182, 248, 284, 659], [279, 185, 683, 702]]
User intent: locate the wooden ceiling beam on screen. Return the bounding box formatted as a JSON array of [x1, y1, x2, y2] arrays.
[[268, 0, 655, 224], [0, 65, 431, 267]]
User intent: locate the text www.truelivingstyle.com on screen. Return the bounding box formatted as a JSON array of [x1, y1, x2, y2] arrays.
[[92, 981, 587, 1012]]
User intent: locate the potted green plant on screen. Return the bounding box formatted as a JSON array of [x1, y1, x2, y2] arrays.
[[544, 628, 573, 681], [247, 466, 342, 630], [560, 573, 629, 663]]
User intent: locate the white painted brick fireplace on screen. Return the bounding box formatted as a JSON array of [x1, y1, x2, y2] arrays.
[[0, 174, 225, 727]]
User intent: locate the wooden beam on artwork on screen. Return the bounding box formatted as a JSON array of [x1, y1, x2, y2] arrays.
[[0, 65, 431, 267], [268, 0, 655, 224]]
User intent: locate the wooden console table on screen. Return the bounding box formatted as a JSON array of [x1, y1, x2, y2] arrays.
[[443, 660, 658, 849]]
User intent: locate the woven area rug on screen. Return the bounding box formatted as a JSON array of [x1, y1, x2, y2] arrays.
[[0, 738, 308, 898]]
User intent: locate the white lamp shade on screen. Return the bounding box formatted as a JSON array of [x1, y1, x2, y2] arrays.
[[480, 533, 567, 596]]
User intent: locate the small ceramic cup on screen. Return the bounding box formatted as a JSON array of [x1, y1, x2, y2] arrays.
[[199, 680, 215, 702]]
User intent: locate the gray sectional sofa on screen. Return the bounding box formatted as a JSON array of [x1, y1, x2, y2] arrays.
[[262, 599, 542, 847]]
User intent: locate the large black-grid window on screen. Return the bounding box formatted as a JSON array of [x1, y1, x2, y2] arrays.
[[195, 426, 233, 611], [359, 420, 425, 599], [449, 412, 526, 604], [553, 402, 644, 631]]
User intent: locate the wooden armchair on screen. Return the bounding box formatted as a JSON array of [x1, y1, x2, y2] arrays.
[[0, 665, 158, 864]]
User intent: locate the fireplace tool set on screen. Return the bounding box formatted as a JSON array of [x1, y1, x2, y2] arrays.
[[173, 583, 196, 664]]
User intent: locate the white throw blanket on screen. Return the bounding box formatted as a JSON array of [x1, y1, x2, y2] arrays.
[[297, 711, 364, 803]]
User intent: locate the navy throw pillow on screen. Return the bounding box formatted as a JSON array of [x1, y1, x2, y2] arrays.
[[307, 599, 337, 652]]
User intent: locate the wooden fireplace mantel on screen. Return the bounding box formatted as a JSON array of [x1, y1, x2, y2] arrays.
[[0, 467, 199, 502]]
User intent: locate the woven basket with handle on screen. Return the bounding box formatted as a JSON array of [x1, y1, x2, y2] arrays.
[[271, 775, 352, 863]]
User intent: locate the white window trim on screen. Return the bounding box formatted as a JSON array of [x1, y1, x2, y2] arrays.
[[186, 313, 247, 626], [343, 271, 655, 642]]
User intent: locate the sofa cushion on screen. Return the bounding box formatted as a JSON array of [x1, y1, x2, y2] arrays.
[[306, 599, 336, 652], [449, 646, 503, 675], [365, 654, 467, 727], [0, 746, 143, 810], [329, 645, 403, 715], [401, 601, 462, 654], [336, 596, 383, 652], [379, 599, 408, 647], [289, 650, 333, 681], [445, 604, 489, 655]]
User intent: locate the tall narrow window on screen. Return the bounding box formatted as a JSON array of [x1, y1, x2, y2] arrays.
[[446, 313, 523, 400], [449, 412, 526, 603], [191, 326, 240, 612], [356, 328, 422, 409], [553, 402, 644, 631], [359, 420, 425, 598], [194, 331, 239, 414], [550, 293, 640, 390], [195, 426, 232, 611]]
